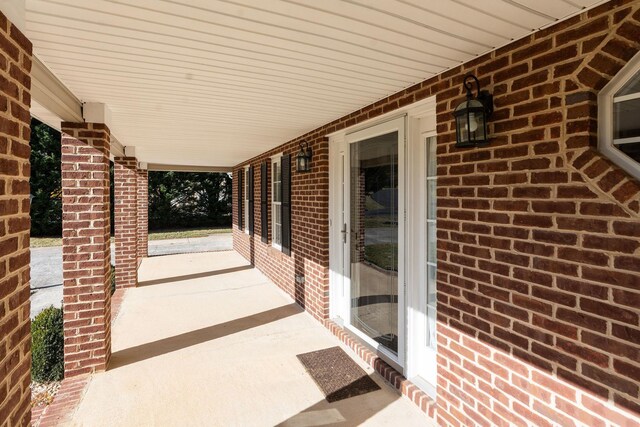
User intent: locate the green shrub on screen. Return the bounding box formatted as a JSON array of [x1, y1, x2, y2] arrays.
[[31, 306, 64, 382]]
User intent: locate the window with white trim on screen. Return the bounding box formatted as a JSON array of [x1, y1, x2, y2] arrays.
[[272, 157, 282, 249], [425, 135, 437, 351], [598, 52, 640, 181], [244, 167, 250, 234]]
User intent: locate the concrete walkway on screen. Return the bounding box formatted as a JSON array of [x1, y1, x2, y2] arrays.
[[29, 234, 233, 318], [69, 251, 431, 426]]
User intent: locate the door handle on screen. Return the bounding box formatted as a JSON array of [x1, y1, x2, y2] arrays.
[[341, 223, 347, 244]]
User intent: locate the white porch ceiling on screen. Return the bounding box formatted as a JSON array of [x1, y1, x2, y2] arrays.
[[24, 0, 605, 168]]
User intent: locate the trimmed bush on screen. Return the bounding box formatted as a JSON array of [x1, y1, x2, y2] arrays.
[[31, 306, 64, 382]]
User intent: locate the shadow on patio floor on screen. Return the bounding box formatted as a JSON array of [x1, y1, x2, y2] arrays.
[[276, 375, 398, 427], [108, 303, 301, 369], [137, 264, 253, 287]]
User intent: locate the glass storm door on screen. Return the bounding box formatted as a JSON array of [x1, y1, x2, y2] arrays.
[[345, 117, 405, 364]]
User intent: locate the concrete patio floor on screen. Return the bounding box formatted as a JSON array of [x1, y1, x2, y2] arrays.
[[29, 234, 233, 318], [69, 251, 432, 426]]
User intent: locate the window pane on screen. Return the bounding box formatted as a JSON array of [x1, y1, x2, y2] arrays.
[[618, 142, 640, 164], [427, 136, 437, 177], [614, 99, 640, 140], [427, 180, 436, 220], [425, 134, 437, 350], [350, 131, 399, 355], [427, 222, 437, 264], [273, 203, 282, 245], [616, 70, 640, 97], [426, 264, 437, 348]]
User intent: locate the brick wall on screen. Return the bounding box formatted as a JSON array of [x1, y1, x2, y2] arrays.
[[233, 138, 330, 321], [114, 156, 138, 288], [233, 1, 640, 424], [432, 3, 640, 425], [0, 11, 32, 427], [136, 168, 148, 259], [61, 122, 112, 378]]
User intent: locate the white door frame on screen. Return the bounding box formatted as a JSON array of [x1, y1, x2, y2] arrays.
[[329, 134, 347, 322], [329, 96, 437, 379], [406, 115, 438, 397]]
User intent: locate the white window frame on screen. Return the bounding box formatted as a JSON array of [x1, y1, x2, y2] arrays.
[[271, 155, 283, 250], [244, 166, 250, 234], [598, 50, 640, 182]]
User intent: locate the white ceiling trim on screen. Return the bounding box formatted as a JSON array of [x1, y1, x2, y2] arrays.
[[24, 0, 608, 167]]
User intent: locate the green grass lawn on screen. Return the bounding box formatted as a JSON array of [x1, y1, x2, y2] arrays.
[[148, 227, 231, 241], [31, 227, 232, 248], [30, 237, 63, 248], [364, 243, 398, 271]]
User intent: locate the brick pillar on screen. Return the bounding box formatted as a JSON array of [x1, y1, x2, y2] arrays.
[[61, 122, 112, 377], [136, 167, 148, 259], [114, 157, 138, 288], [0, 13, 32, 426]]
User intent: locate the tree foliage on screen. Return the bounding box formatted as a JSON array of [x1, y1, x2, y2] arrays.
[[148, 171, 232, 230], [30, 119, 62, 237], [29, 118, 232, 234]]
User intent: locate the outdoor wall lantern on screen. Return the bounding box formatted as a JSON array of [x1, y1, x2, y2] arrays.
[[453, 74, 493, 148], [296, 141, 312, 172]]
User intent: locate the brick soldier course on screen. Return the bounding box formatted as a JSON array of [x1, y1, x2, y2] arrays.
[[0, 11, 32, 427], [233, 2, 640, 425]]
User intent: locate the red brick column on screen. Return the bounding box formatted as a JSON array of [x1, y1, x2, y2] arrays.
[[61, 122, 112, 378], [136, 167, 148, 259], [0, 12, 32, 425], [114, 157, 138, 288]]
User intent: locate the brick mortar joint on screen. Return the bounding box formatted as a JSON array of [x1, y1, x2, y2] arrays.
[[564, 3, 640, 87], [567, 146, 640, 218], [556, 4, 640, 218]]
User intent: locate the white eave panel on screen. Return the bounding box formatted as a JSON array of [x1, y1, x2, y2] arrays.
[[24, 0, 605, 167]]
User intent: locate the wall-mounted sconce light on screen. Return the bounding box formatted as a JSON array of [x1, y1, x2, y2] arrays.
[[453, 74, 493, 148], [296, 141, 312, 172]]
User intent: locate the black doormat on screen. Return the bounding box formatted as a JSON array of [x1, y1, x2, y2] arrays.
[[296, 346, 381, 402]]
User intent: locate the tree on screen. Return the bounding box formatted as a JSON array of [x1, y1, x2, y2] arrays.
[[30, 119, 62, 237], [148, 171, 232, 230], [29, 117, 232, 235]]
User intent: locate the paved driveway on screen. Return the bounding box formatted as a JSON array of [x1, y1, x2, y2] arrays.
[[30, 234, 232, 318]]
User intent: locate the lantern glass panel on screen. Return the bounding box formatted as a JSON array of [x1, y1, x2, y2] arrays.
[[454, 98, 487, 147], [457, 113, 469, 144], [474, 112, 487, 143], [297, 154, 307, 172]]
